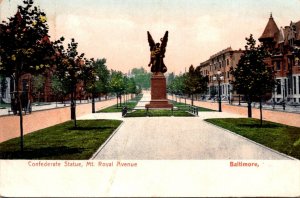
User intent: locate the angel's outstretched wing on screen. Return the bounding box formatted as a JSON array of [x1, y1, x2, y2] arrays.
[[160, 31, 168, 49], [147, 31, 155, 51]]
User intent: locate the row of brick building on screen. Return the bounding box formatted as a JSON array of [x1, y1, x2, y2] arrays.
[[199, 14, 300, 103]]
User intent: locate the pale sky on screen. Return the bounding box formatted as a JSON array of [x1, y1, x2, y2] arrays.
[[1, 0, 300, 74]]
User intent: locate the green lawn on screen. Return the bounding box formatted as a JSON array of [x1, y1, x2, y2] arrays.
[[205, 118, 300, 159], [124, 99, 212, 117], [170, 101, 215, 112], [0, 119, 122, 160], [125, 109, 194, 117], [97, 94, 143, 113]]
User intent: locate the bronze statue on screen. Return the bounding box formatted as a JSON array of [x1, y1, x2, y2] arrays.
[[147, 31, 168, 74]]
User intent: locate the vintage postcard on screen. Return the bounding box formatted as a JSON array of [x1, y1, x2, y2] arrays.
[[0, 0, 300, 197]]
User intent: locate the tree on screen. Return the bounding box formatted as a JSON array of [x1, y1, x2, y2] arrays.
[[127, 77, 137, 96], [167, 74, 187, 102], [93, 58, 110, 99], [184, 65, 208, 106], [110, 70, 125, 108], [53, 38, 87, 127], [0, 0, 55, 152], [51, 75, 68, 106], [131, 67, 151, 90], [81, 58, 98, 112], [32, 74, 45, 104], [230, 34, 276, 125], [167, 72, 175, 86]]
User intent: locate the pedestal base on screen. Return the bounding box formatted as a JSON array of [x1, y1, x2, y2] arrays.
[[145, 100, 173, 108], [146, 73, 173, 109]]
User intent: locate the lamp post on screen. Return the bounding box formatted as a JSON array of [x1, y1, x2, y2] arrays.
[[92, 75, 99, 113], [213, 70, 224, 112]]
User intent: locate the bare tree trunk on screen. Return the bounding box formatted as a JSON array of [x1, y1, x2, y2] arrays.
[[15, 73, 24, 153], [116, 94, 119, 108], [191, 94, 194, 106], [247, 96, 252, 118], [260, 97, 263, 126], [71, 89, 77, 127]]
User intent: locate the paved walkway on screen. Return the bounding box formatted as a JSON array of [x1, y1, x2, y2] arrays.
[[0, 98, 118, 143], [0, 97, 112, 116], [170, 96, 300, 127], [78, 93, 293, 160], [134, 91, 151, 109]]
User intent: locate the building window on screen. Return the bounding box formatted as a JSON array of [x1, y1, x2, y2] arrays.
[[227, 59, 229, 66], [294, 76, 296, 94], [275, 61, 280, 70], [276, 79, 281, 95]]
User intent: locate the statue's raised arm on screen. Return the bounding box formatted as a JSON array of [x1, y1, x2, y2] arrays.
[[147, 31, 155, 51]]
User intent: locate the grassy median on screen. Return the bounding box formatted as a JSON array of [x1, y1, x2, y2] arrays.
[[170, 101, 215, 112], [205, 118, 300, 159], [97, 94, 143, 113], [124, 100, 203, 117], [125, 109, 194, 117], [0, 119, 122, 160]]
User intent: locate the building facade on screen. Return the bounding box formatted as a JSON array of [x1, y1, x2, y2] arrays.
[[199, 14, 300, 104], [199, 47, 243, 101], [259, 14, 300, 103]]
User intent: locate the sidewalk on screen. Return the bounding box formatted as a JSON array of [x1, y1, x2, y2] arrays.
[[83, 93, 292, 160], [0, 99, 117, 143], [169, 96, 300, 127], [0, 97, 112, 116]]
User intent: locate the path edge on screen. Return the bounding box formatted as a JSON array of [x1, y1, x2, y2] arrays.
[[204, 120, 298, 161], [89, 121, 124, 160]]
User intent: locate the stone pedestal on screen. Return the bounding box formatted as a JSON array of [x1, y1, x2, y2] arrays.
[[145, 73, 173, 108]]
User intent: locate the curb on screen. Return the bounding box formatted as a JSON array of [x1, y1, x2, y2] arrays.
[[89, 121, 125, 160], [204, 120, 298, 161]]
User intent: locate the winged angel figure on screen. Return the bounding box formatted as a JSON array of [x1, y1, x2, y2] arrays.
[[147, 31, 168, 74]]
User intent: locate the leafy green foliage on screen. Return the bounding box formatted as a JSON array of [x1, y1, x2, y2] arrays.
[[0, 0, 60, 151], [93, 58, 110, 95], [51, 75, 68, 101], [0, 0, 55, 80], [184, 65, 209, 96], [167, 74, 186, 95], [230, 34, 276, 102], [98, 94, 143, 112], [53, 38, 88, 94], [130, 67, 151, 89], [126, 77, 137, 94], [32, 74, 45, 102], [110, 70, 125, 95]]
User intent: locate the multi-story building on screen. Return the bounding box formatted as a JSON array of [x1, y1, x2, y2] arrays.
[[259, 14, 300, 103], [199, 47, 243, 100], [199, 14, 300, 104]]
